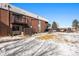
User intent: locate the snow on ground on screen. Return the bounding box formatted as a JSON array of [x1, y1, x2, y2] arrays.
[[0, 35, 26, 43], [0, 32, 79, 56]]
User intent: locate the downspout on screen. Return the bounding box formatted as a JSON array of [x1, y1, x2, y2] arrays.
[[0, 6, 1, 32], [37, 16, 39, 33], [8, 5, 11, 36], [0, 4, 1, 21], [0, 4, 2, 34], [0, 3, 2, 23]]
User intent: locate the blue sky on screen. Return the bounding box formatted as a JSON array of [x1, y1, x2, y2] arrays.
[[11, 3, 79, 27]]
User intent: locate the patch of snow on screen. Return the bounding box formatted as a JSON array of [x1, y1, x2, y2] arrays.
[[0, 32, 79, 56]]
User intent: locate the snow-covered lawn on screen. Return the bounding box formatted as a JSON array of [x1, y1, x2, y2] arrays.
[[0, 35, 26, 43], [0, 32, 79, 56]]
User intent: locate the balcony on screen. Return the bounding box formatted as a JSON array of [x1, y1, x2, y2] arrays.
[[11, 14, 27, 24], [11, 18, 27, 24], [12, 31, 21, 35]]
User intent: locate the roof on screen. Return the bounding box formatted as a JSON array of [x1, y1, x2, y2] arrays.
[[0, 3, 48, 22]]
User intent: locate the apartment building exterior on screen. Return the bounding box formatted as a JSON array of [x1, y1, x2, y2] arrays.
[[0, 3, 48, 36]]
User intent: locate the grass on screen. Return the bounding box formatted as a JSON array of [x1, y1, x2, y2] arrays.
[[36, 34, 56, 41]]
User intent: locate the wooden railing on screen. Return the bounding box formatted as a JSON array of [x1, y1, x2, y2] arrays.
[[11, 18, 27, 24], [12, 31, 21, 35]]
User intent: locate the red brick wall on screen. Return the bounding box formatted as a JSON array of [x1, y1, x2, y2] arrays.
[[41, 20, 48, 32], [0, 9, 48, 36], [26, 16, 39, 33], [0, 9, 9, 26], [26, 16, 48, 33], [0, 9, 10, 36], [31, 18, 38, 33]]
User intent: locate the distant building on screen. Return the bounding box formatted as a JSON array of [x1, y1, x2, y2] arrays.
[[0, 3, 48, 36]]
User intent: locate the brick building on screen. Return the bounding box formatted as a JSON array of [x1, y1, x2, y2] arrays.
[[0, 3, 48, 36]]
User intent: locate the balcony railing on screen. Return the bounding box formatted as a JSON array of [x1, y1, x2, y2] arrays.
[[12, 31, 21, 35], [12, 28, 33, 35], [11, 18, 27, 24]]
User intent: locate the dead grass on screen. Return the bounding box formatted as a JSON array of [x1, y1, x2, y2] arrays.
[[36, 33, 78, 45], [36, 34, 57, 40]]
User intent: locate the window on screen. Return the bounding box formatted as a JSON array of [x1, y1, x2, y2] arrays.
[[12, 25, 20, 31], [12, 13, 22, 21]]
